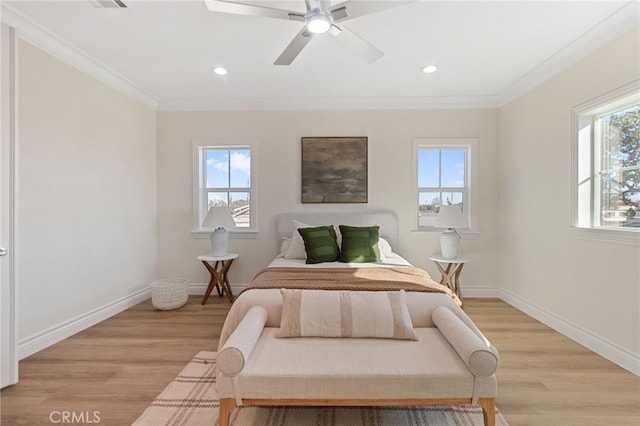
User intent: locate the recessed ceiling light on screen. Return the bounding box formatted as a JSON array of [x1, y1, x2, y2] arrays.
[[422, 65, 438, 74], [213, 67, 228, 76]]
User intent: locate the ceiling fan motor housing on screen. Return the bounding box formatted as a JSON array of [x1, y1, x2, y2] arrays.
[[205, 0, 396, 65], [306, 11, 332, 34]]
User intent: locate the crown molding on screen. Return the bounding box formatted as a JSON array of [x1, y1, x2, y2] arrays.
[[1, 1, 637, 112], [157, 95, 501, 111], [2, 0, 497, 112], [0, 3, 159, 110], [496, 1, 640, 107]]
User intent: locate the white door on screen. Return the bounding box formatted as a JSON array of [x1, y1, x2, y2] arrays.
[[1, 23, 18, 388]]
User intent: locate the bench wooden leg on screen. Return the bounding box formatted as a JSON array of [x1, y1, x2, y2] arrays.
[[478, 398, 495, 426], [219, 397, 494, 426], [219, 398, 236, 426]]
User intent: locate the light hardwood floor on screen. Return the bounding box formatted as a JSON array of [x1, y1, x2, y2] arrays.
[[1, 297, 638, 425]]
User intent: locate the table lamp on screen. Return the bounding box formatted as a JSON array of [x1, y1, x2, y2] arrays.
[[434, 204, 466, 259], [202, 206, 235, 256]]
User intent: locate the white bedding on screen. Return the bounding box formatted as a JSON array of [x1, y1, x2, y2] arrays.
[[268, 252, 413, 269]]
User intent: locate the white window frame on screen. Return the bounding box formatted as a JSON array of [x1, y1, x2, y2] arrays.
[[191, 140, 257, 238], [412, 138, 478, 232], [571, 81, 639, 245]]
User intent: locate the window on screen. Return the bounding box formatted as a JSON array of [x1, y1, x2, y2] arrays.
[[573, 83, 639, 235], [413, 139, 476, 230], [193, 140, 256, 234]]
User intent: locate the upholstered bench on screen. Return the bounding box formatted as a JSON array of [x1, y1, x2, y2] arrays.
[[215, 290, 499, 426]]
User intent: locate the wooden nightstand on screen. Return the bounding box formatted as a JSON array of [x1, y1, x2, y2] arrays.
[[197, 253, 238, 304], [428, 256, 470, 307]]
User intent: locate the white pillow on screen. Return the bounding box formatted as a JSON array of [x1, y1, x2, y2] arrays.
[[278, 289, 417, 340], [378, 237, 393, 257], [279, 237, 291, 257], [284, 220, 311, 259]]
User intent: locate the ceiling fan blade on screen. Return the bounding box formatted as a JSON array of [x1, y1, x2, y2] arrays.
[[288, 13, 306, 22], [204, 0, 298, 21], [330, 0, 415, 22], [274, 27, 314, 66], [330, 6, 349, 21], [330, 25, 383, 64]]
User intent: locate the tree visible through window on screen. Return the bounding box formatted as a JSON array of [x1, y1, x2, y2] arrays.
[[598, 105, 640, 228], [575, 87, 640, 232]]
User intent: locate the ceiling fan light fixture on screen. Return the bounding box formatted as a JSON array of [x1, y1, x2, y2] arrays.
[[306, 12, 332, 34]]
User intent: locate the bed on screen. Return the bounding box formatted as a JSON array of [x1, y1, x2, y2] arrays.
[[215, 211, 499, 426]]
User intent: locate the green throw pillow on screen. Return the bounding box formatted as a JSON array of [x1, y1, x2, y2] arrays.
[[297, 226, 341, 264], [339, 225, 381, 263]]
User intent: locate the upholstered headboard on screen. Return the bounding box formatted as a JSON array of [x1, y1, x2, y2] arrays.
[[276, 211, 399, 252]]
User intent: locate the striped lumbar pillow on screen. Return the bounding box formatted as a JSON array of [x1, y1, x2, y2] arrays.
[[278, 289, 417, 340]]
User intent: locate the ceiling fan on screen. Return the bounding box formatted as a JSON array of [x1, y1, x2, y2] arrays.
[[204, 0, 412, 65]]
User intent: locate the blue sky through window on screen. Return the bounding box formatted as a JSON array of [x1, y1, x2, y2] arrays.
[[418, 148, 465, 188], [206, 149, 251, 188]]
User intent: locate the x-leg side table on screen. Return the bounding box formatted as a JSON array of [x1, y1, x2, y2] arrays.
[[428, 256, 471, 308], [197, 253, 238, 304]]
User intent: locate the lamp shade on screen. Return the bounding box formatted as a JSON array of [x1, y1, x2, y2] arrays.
[[202, 206, 235, 229], [434, 204, 466, 229]]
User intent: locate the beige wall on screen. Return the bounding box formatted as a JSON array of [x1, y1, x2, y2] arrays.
[[498, 28, 640, 368], [157, 109, 500, 292], [17, 40, 158, 345], [13, 22, 638, 373]]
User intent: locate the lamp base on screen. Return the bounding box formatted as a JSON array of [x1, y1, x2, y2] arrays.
[[210, 228, 228, 256], [440, 229, 460, 259]]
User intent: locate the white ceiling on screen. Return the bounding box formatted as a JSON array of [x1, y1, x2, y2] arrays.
[[2, 0, 638, 111]]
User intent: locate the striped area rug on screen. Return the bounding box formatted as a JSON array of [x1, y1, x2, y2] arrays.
[[132, 351, 509, 426]]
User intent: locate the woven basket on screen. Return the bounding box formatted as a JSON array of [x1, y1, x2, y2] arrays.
[[150, 278, 189, 310]]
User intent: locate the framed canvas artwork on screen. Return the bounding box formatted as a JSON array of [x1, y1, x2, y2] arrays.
[[301, 137, 368, 203]]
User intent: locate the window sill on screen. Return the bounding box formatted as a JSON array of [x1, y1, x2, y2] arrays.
[[411, 229, 480, 240], [568, 226, 639, 246], [191, 229, 258, 239]]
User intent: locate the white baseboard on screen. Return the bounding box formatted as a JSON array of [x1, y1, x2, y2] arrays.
[[18, 282, 240, 359], [195, 284, 500, 300], [188, 282, 208, 295], [189, 282, 248, 297], [21, 282, 637, 377], [192, 283, 500, 300], [461, 286, 500, 298], [499, 288, 640, 377], [18, 287, 151, 360]]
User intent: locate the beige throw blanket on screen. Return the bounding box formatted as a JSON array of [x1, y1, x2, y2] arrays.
[[245, 266, 461, 306]]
